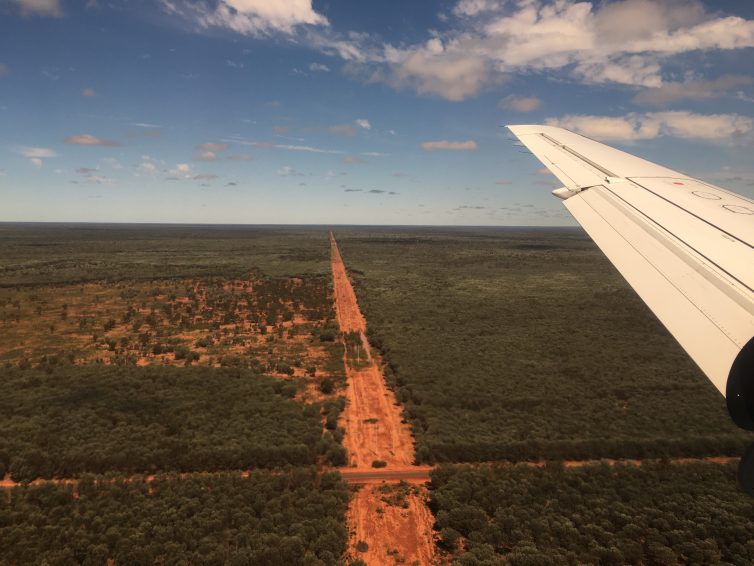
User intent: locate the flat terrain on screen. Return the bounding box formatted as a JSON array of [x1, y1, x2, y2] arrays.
[[0, 225, 352, 564], [330, 234, 437, 565], [0, 223, 330, 286], [0, 469, 349, 565], [337, 227, 750, 463], [430, 461, 754, 564], [0, 365, 339, 481]]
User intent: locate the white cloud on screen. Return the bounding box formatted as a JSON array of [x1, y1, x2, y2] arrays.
[[16, 146, 56, 167], [453, 0, 501, 17], [14, 0, 61, 17], [355, 119, 371, 130], [163, 0, 328, 36], [309, 62, 330, 72], [388, 45, 488, 101], [499, 95, 541, 112], [421, 140, 478, 151], [65, 134, 119, 147], [547, 111, 754, 142], [633, 75, 754, 106], [362, 0, 754, 99], [17, 146, 56, 159]]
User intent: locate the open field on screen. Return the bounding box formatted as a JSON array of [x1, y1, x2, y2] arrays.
[[430, 461, 754, 564], [0, 469, 349, 565], [336, 227, 750, 463], [0, 366, 348, 481]]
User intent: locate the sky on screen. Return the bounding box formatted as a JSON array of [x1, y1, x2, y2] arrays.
[[1, 0, 754, 226]]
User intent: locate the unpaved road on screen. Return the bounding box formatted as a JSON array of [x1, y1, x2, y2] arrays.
[[330, 232, 438, 565], [346, 484, 437, 566], [330, 233, 415, 468]]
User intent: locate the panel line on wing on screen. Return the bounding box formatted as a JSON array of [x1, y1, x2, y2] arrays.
[[539, 133, 618, 179], [599, 184, 754, 311], [628, 178, 754, 252], [580, 189, 746, 347]]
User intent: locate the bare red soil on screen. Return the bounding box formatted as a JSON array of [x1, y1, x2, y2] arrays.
[[330, 232, 438, 565]]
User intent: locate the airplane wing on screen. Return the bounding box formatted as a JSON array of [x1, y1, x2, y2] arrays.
[[508, 125, 754, 430]]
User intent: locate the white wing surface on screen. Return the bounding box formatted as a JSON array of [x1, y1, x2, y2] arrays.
[[508, 125, 754, 427]]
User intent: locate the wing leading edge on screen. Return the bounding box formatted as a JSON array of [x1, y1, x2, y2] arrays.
[[507, 125, 754, 429]]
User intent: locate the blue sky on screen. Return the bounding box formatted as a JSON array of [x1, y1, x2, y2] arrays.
[[2, 0, 754, 225]]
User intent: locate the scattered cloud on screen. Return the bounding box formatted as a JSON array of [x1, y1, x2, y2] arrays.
[[14, 0, 62, 17], [366, 189, 398, 195], [162, 0, 328, 36], [496, 179, 512, 185], [344, 188, 362, 192], [349, 0, 754, 100], [355, 118, 371, 130], [499, 95, 541, 112], [132, 122, 161, 128], [226, 181, 238, 186], [273, 125, 290, 134], [82, 88, 97, 97], [194, 151, 219, 161], [16, 146, 56, 167], [76, 167, 97, 174], [0, 64, 8, 76], [421, 140, 478, 151], [192, 173, 218, 181], [64, 134, 119, 147], [329, 124, 357, 137], [546, 111, 754, 141], [277, 165, 304, 176], [341, 155, 366, 165], [227, 153, 253, 161], [225, 59, 244, 69], [633, 75, 754, 106], [309, 62, 330, 72]]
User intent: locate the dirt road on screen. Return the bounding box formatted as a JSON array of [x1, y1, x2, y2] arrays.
[[330, 233, 415, 468], [330, 232, 438, 565]]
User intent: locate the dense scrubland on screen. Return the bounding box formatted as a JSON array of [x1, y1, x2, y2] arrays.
[[337, 228, 749, 463], [0, 223, 329, 286], [0, 469, 349, 565], [430, 462, 754, 565], [0, 366, 347, 482], [0, 225, 353, 565]]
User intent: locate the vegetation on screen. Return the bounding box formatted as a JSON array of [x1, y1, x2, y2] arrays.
[[337, 228, 750, 463], [0, 224, 329, 286], [430, 462, 754, 565], [0, 469, 349, 565], [0, 366, 342, 481]]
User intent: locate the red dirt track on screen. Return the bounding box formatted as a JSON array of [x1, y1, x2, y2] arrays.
[[330, 232, 438, 565]]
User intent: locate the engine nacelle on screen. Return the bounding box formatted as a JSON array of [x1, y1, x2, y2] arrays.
[[726, 336, 754, 431]]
